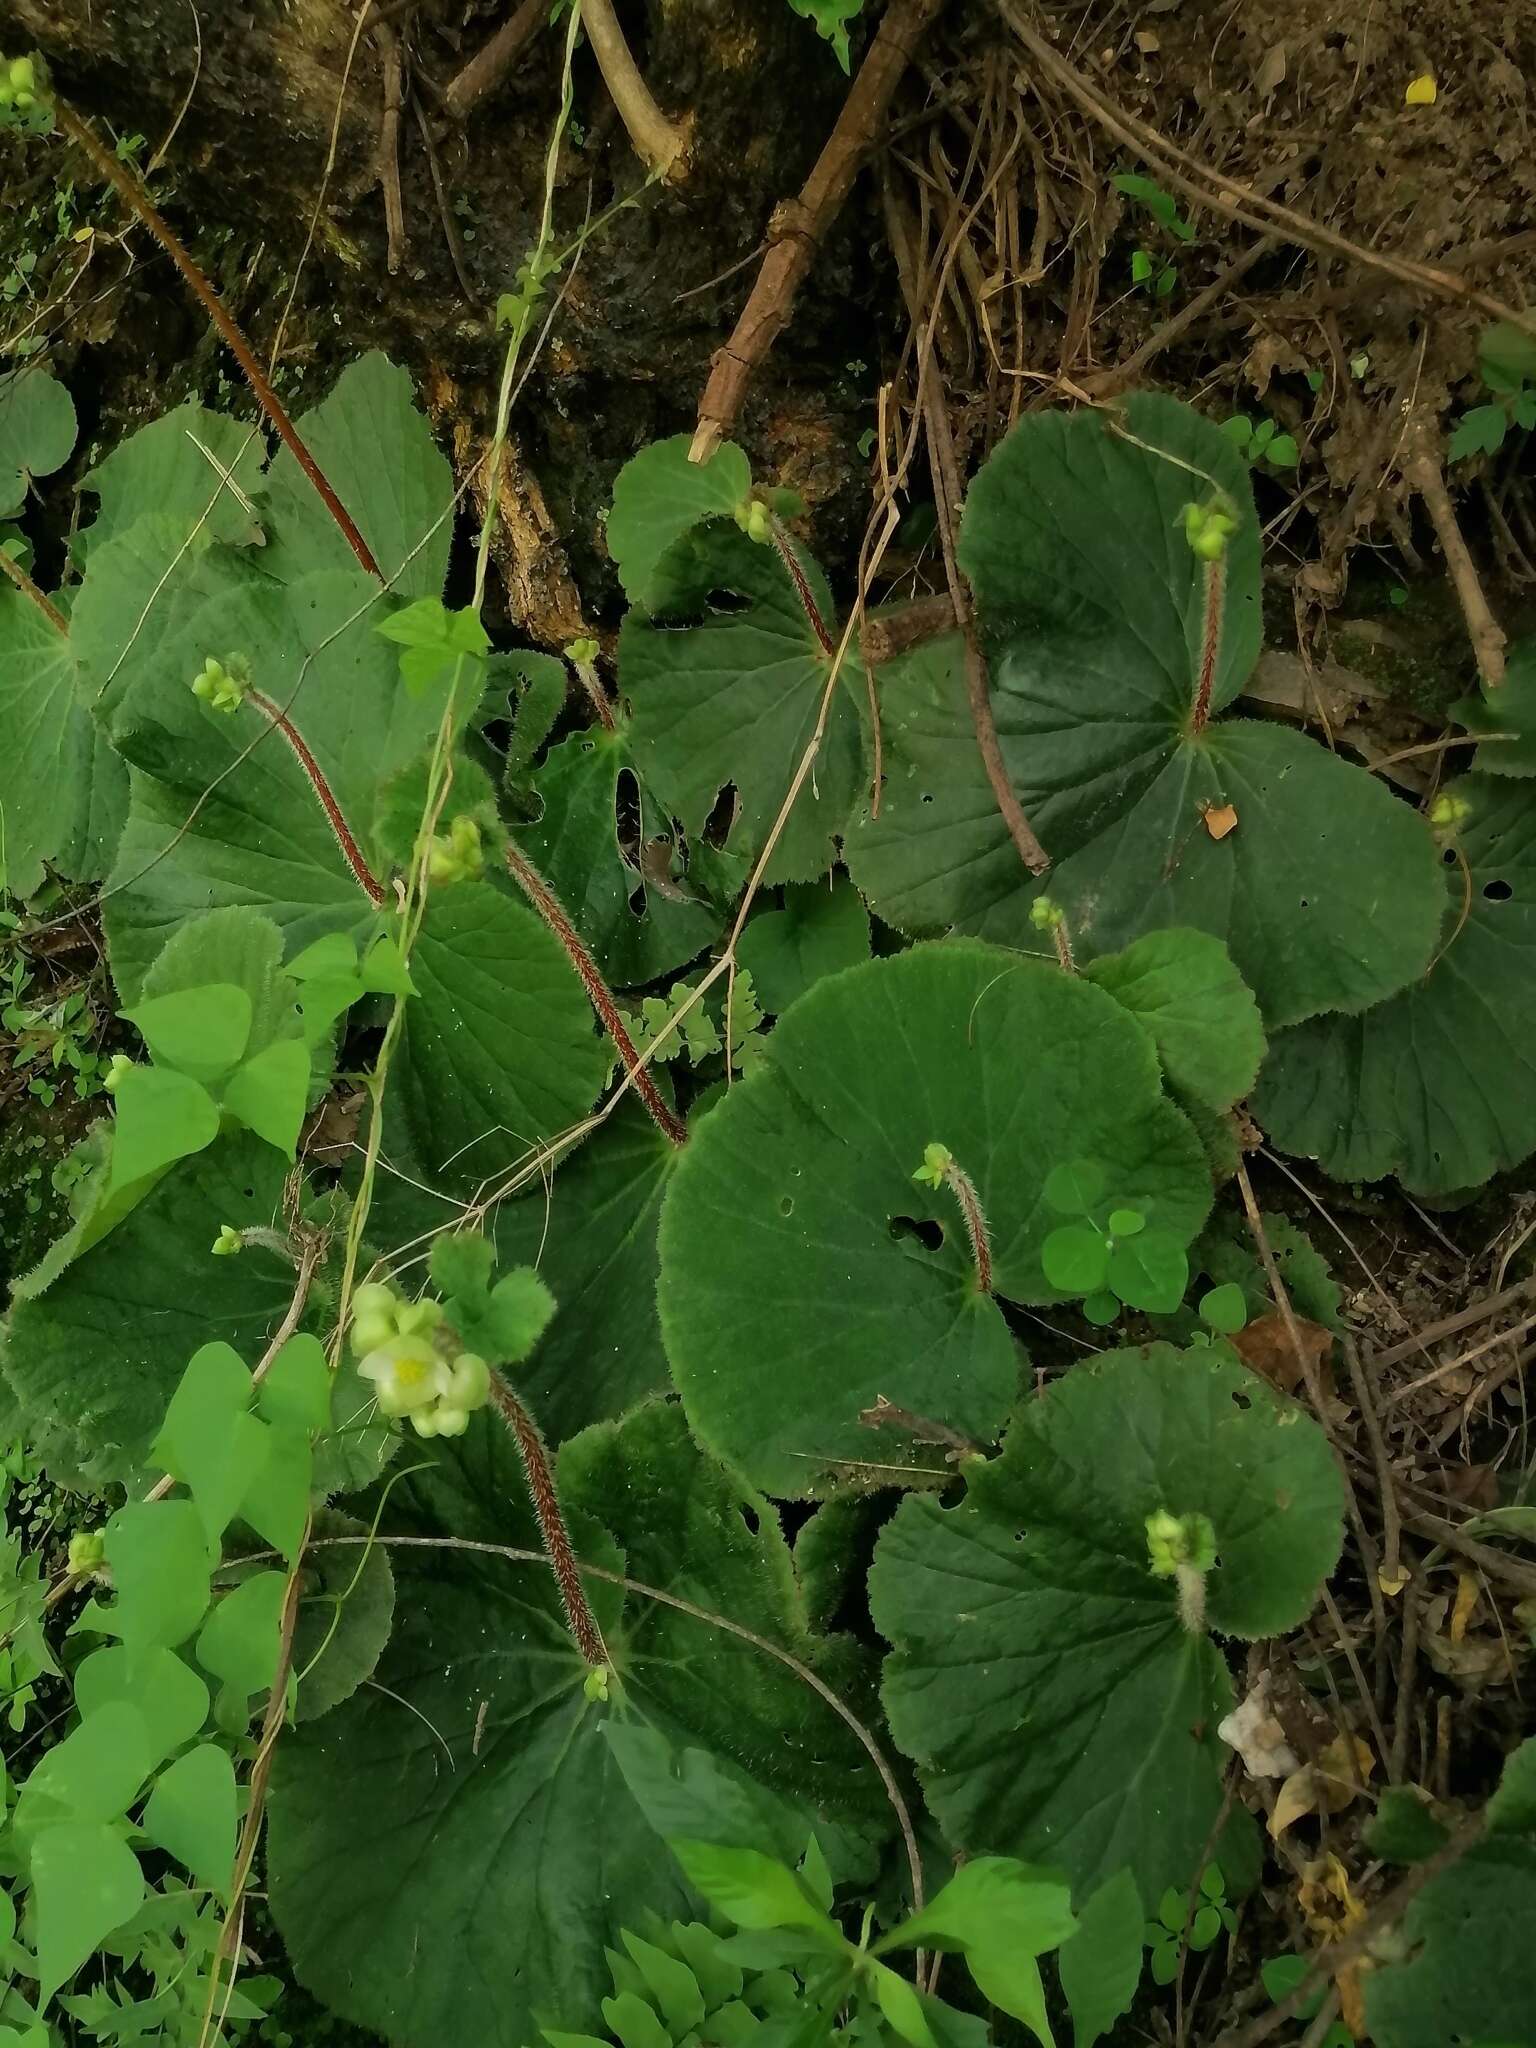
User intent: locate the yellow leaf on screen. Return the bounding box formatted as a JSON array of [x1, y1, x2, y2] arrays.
[[1450, 1569, 1480, 1644], [1405, 72, 1437, 105], [1270, 1764, 1320, 1836], [1378, 1563, 1411, 1597]]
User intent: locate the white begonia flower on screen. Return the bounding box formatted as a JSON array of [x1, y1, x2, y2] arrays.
[[357, 1333, 453, 1418]]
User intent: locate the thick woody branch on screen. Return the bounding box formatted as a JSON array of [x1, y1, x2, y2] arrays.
[[690, 0, 946, 460]]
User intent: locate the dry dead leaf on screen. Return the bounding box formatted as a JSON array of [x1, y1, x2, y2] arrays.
[[1378, 1564, 1412, 1597], [1405, 72, 1437, 105], [1135, 28, 1160, 53], [1231, 1311, 1333, 1395], [1202, 802, 1239, 840], [1218, 1676, 1300, 1778], [1270, 1734, 1375, 1837], [1254, 43, 1287, 98], [1299, 1853, 1368, 1940]]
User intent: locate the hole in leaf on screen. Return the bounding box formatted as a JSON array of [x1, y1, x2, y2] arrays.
[[778, 1195, 794, 1217], [1483, 878, 1512, 902], [739, 1503, 760, 1535], [1230, 1388, 1252, 1411], [628, 881, 647, 916], [614, 765, 642, 862], [1443, 847, 1459, 866], [920, 792, 934, 805], [705, 587, 750, 616], [702, 783, 739, 849], [889, 1214, 944, 1252]]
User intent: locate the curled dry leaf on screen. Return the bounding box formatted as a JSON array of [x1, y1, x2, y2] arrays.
[[1269, 1734, 1375, 1838]]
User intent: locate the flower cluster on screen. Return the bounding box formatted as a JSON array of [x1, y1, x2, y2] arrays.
[[1180, 500, 1237, 562], [425, 813, 484, 886], [190, 653, 251, 713], [350, 1283, 491, 1438]]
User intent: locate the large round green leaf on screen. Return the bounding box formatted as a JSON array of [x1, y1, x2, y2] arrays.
[[618, 521, 860, 885], [870, 1344, 1343, 1900], [849, 398, 1442, 1027], [0, 1137, 309, 1488], [267, 1401, 885, 2048], [1257, 777, 1536, 1193], [658, 942, 1211, 1496]]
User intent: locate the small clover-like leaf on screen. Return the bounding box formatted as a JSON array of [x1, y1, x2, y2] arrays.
[[1042, 1224, 1112, 1296]]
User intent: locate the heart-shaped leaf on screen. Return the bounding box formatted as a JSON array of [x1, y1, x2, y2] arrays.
[[607, 434, 753, 608], [0, 365, 76, 518]]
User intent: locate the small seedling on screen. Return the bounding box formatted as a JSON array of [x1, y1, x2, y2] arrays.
[[1113, 172, 1194, 298], [1221, 412, 1299, 471], [1146, 1866, 1237, 1984], [1449, 320, 1536, 462], [1041, 1158, 1189, 1321]]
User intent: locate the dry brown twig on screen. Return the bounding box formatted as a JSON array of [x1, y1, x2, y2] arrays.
[[0, 545, 68, 634], [882, 179, 1051, 875], [372, 18, 407, 275], [691, 0, 947, 460], [444, 0, 546, 119], [1404, 420, 1508, 685]]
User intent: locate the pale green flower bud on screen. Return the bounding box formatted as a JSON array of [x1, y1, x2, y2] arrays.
[[1145, 1508, 1217, 1578], [426, 814, 483, 886], [423, 1404, 470, 1438], [68, 1528, 106, 1577], [190, 654, 249, 713], [102, 1052, 134, 1094], [395, 1297, 444, 1338], [211, 1224, 243, 1257], [446, 1352, 491, 1410], [912, 1141, 952, 1190]]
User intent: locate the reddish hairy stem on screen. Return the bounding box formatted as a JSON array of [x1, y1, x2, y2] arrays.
[[1190, 555, 1224, 736], [503, 839, 688, 1147], [767, 515, 836, 657], [53, 99, 383, 583], [941, 1154, 992, 1294], [488, 1372, 607, 1665], [246, 687, 387, 906]]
